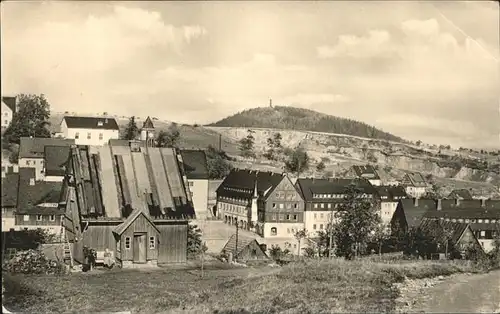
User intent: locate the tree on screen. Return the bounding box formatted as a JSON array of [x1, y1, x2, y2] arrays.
[[332, 184, 381, 259], [366, 151, 378, 163], [121, 116, 139, 140], [316, 161, 326, 172], [416, 140, 422, 146], [3, 94, 51, 144], [187, 224, 207, 259], [205, 145, 232, 179], [263, 132, 283, 161], [371, 224, 390, 256], [303, 246, 317, 258], [239, 129, 256, 158], [156, 123, 181, 148], [361, 144, 368, 159], [293, 229, 307, 256], [284, 146, 309, 176]]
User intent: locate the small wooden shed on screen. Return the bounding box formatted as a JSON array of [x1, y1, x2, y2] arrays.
[[113, 209, 160, 266], [222, 234, 269, 262]]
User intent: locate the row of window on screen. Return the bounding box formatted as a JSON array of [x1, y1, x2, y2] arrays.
[[312, 193, 371, 199], [312, 224, 326, 230], [271, 203, 299, 210], [117, 236, 156, 251], [313, 203, 340, 209], [219, 196, 248, 204], [274, 192, 298, 200], [271, 214, 298, 221], [74, 132, 104, 140], [442, 217, 498, 224], [23, 214, 56, 222], [313, 213, 332, 220], [220, 202, 246, 214], [25, 159, 44, 166]]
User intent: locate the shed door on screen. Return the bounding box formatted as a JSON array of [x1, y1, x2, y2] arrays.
[[133, 233, 147, 263]]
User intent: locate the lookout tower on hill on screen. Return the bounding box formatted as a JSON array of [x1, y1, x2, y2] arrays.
[[141, 116, 155, 147]]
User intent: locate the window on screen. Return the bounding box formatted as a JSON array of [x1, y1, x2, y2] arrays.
[[286, 214, 290, 220], [99, 133, 103, 140], [320, 213, 324, 219], [320, 224, 324, 230], [279, 203, 284, 209], [279, 214, 284, 220], [23, 215, 29, 221], [272, 203, 276, 208], [272, 214, 276, 220], [313, 203, 318, 209], [293, 215, 297, 220], [313, 224, 317, 230], [480, 231, 486, 237], [271, 227, 277, 236], [49, 215, 55, 221], [87, 132, 91, 139], [188, 181, 194, 187], [36, 215, 42, 221], [314, 213, 317, 219], [287, 228, 290, 234], [26, 160, 31, 166], [327, 203, 332, 209], [478, 219, 483, 223], [286, 203, 291, 209], [4, 112, 7, 116], [149, 236, 156, 249], [75, 132, 80, 139], [116, 239, 121, 252], [484, 219, 490, 223], [4, 120, 7, 125], [125, 237, 131, 249], [294, 203, 298, 209], [320, 203, 325, 209]]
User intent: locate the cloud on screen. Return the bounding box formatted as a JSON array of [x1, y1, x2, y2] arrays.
[[317, 30, 392, 58]]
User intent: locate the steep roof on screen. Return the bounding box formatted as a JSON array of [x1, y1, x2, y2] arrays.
[[44, 145, 71, 176], [142, 116, 154, 129], [113, 208, 160, 236], [17, 168, 63, 213], [63, 116, 119, 130], [419, 219, 470, 245], [19, 137, 75, 159], [296, 178, 376, 202], [180, 150, 209, 180], [2, 96, 17, 112], [398, 198, 438, 228], [352, 165, 380, 180], [216, 169, 284, 199], [403, 172, 427, 187], [222, 234, 267, 258], [447, 189, 473, 200], [1, 172, 19, 207], [375, 185, 408, 200]]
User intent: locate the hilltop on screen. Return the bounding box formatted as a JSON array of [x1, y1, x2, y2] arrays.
[[208, 106, 405, 143]]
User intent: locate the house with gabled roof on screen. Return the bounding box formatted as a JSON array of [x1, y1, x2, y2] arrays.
[[180, 150, 209, 218], [348, 165, 382, 186], [401, 172, 428, 198], [295, 178, 377, 238], [1, 172, 19, 231], [221, 234, 269, 262], [447, 189, 473, 200], [374, 185, 408, 225], [60, 115, 120, 146], [1, 96, 17, 132], [61, 140, 195, 267], [18, 137, 75, 181]]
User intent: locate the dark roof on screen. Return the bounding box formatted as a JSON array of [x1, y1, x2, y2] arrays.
[[142, 116, 154, 129], [180, 150, 209, 180], [108, 139, 146, 147], [2, 96, 16, 112], [217, 169, 284, 199], [403, 172, 427, 187], [296, 178, 376, 202], [44, 145, 71, 176], [222, 234, 267, 258], [375, 185, 407, 200], [16, 168, 63, 213], [15, 205, 64, 215], [398, 198, 438, 228], [1, 173, 19, 207], [447, 189, 473, 200], [63, 116, 119, 130], [352, 165, 380, 180], [419, 219, 470, 244], [19, 137, 75, 159]]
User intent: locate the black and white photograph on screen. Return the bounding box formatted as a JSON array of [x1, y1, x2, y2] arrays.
[[1, 1, 499, 313]]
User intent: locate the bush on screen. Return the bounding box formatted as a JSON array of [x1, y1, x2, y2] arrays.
[[3, 249, 66, 275]]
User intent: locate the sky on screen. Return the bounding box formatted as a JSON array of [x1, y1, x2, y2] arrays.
[[1, 1, 499, 149]]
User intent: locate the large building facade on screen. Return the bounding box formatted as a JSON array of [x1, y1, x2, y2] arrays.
[[60, 116, 120, 146], [180, 150, 210, 218], [1, 96, 17, 132]]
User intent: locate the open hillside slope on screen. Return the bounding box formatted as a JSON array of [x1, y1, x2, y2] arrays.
[[208, 106, 405, 142]]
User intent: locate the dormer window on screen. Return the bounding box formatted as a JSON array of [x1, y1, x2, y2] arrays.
[[97, 121, 104, 127], [29, 178, 35, 186]]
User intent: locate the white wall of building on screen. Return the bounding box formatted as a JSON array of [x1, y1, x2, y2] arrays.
[[18, 157, 45, 181], [369, 179, 382, 186], [479, 239, 495, 253], [405, 186, 426, 198], [261, 222, 304, 238], [380, 201, 398, 225], [304, 211, 339, 237], [188, 179, 209, 215], [61, 119, 119, 146], [1, 101, 13, 130]]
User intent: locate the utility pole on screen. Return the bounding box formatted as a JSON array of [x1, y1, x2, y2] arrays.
[[218, 134, 222, 152], [328, 208, 335, 259]]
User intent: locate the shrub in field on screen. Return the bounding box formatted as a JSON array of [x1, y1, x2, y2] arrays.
[[3, 249, 66, 275]]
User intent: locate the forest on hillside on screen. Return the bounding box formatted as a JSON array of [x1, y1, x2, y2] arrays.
[[209, 106, 405, 142]]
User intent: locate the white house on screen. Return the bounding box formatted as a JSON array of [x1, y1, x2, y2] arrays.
[[60, 116, 120, 146], [1, 96, 17, 132], [401, 172, 428, 198], [180, 150, 210, 219], [18, 137, 75, 181], [374, 185, 408, 226]]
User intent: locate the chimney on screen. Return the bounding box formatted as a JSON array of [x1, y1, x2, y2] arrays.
[[437, 199, 442, 211], [1, 172, 5, 178], [481, 198, 486, 207], [455, 198, 460, 206], [414, 197, 419, 207]]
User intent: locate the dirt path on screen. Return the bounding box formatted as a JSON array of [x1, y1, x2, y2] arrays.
[[410, 271, 500, 313]]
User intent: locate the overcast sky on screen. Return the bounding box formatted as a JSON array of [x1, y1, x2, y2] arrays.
[[1, 1, 499, 149]]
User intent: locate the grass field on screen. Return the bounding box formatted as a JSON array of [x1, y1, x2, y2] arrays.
[[3, 258, 484, 313]]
